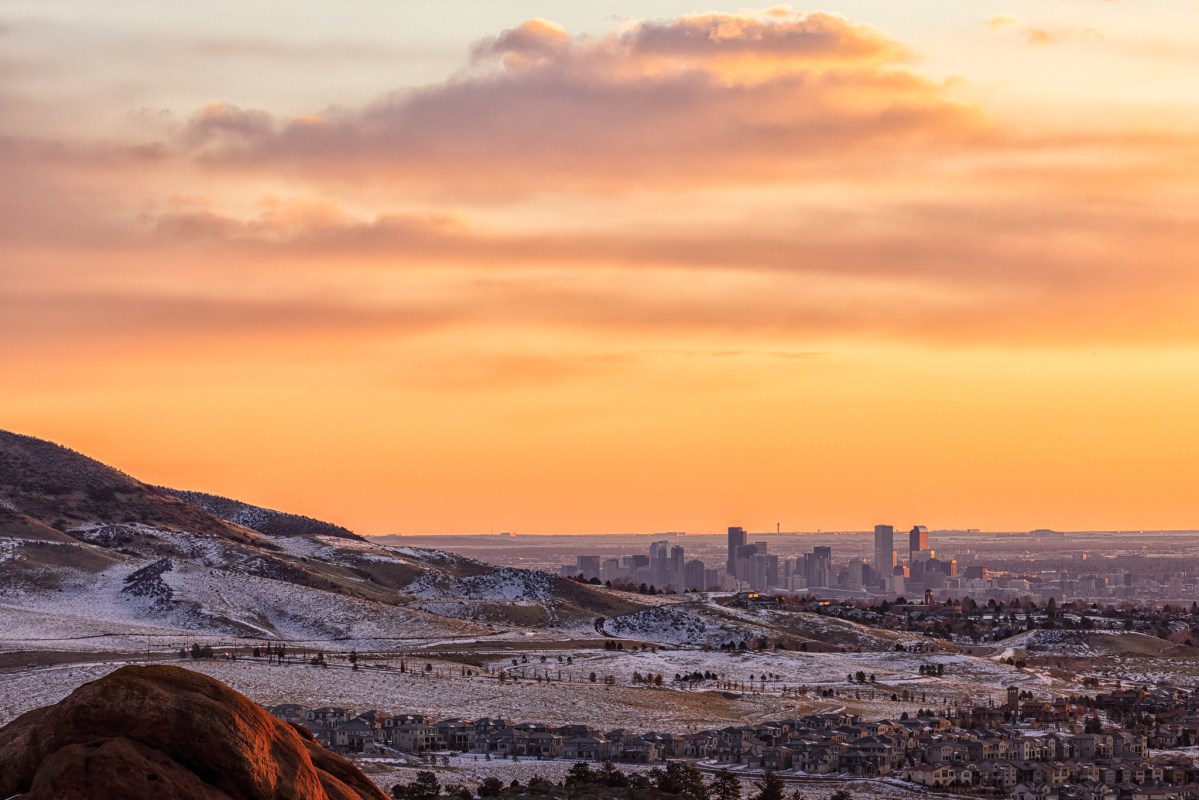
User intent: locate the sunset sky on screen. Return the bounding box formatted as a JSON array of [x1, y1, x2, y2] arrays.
[[3, 1, 1198, 534]]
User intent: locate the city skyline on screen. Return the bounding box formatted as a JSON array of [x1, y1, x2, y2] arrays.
[[4, 2, 1199, 534], [538, 523, 1198, 606]]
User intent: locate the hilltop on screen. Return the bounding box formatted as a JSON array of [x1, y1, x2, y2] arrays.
[[157, 486, 361, 540], [0, 430, 249, 542], [0, 429, 650, 646]]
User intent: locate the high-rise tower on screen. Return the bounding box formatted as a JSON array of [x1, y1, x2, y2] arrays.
[[873, 524, 895, 575], [727, 526, 746, 575], [909, 525, 929, 560]]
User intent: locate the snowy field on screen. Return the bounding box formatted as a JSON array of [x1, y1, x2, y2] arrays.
[[551, 643, 1064, 703], [0, 656, 838, 730], [1081, 654, 1199, 688], [0, 638, 1075, 731]]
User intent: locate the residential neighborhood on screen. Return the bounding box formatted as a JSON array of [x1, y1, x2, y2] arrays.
[[270, 684, 1199, 800]]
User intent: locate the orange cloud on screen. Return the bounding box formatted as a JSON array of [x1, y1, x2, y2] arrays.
[[181, 103, 274, 150], [985, 14, 1103, 45], [173, 10, 978, 195], [619, 10, 908, 67], [3, 7, 1199, 359]]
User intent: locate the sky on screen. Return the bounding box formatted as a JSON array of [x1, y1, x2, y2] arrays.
[[3, 1, 1198, 535]]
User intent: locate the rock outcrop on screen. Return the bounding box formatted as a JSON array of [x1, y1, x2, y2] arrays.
[[0, 664, 389, 800]]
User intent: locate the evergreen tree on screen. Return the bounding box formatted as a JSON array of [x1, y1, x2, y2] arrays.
[[655, 762, 708, 800], [393, 771, 440, 800], [711, 769, 741, 800], [600, 760, 629, 788], [751, 771, 785, 800], [566, 762, 596, 787]]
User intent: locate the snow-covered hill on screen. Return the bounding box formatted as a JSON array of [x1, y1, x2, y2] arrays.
[[0, 429, 657, 649], [158, 487, 360, 540]]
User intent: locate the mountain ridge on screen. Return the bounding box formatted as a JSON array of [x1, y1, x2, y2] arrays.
[[156, 486, 361, 541], [0, 428, 651, 644]]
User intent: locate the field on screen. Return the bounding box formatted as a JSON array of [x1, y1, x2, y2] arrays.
[[0, 632, 1083, 732]]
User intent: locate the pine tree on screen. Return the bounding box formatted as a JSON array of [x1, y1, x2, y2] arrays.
[[566, 762, 596, 787], [711, 769, 741, 800], [671, 763, 709, 800], [751, 771, 784, 800]]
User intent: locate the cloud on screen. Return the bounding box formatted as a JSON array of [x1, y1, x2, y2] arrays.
[[180, 103, 275, 149], [191, 36, 436, 64], [471, 18, 570, 68], [985, 15, 1103, 45], [174, 9, 979, 195], [621, 10, 908, 66], [4, 7, 1199, 358], [0, 287, 461, 361]]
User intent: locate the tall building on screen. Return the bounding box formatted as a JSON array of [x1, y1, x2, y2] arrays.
[[670, 545, 685, 589], [576, 556, 601, 579], [601, 558, 622, 581], [873, 524, 895, 575], [704, 567, 723, 592], [807, 545, 832, 588], [842, 559, 866, 590], [748, 553, 771, 591], [649, 540, 670, 587], [909, 525, 929, 560], [727, 526, 746, 575], [734, 542, 764, 582]]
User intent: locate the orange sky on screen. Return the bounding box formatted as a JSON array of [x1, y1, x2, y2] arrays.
[[3, 3, 1198, 534]]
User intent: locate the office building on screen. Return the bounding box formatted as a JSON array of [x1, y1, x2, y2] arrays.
[[909, 525, 929, 560], [727, 526, 747, 575], [807, 546, 832, 588], [874, 524, 896, 576], [670, 545, 685, 589]]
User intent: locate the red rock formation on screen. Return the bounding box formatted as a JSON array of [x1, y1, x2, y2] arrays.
[[0, 664, 390, 800]]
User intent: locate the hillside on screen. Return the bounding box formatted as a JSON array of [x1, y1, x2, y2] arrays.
[[0, 430, 251, 542], [158, 486, 361, 540], [997, 628, 1198, 659], [600, 596, 934, 651], [0, 429, 653, 646]]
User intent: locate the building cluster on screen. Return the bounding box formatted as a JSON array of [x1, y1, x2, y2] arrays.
[[559, 525, 994, 596], [563, 540, 724, 592], [726, 525, 1119, 603], [559, 526, 1199, 604], [563, 525, 969, 596], [723, 524, 959, 596], [268, 705, 679, 762], [269, 699, 1199, 800]]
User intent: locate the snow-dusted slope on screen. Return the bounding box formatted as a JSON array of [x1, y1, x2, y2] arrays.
[[996, 628, 1179, 658], [158, 487, 359, 540], [0, 429, 658, 650], [600, 596, 933, 651], [600, 603, 749, 646], [0, 518, 654, 651]]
